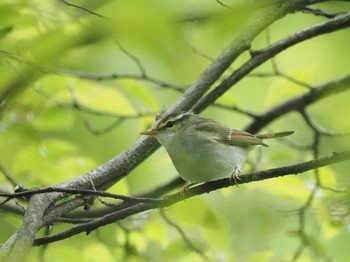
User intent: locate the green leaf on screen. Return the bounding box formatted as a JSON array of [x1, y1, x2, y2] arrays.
[[72, 81, 136, 115], [0, 4, 18, 25], [11, 139, 85, 185], [119, 79, 159, 111], [247, 251, 275, 262], [32, 106, 73, 131], [0, 26, 12, 39]]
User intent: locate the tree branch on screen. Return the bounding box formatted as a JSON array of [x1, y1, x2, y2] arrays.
[[193, 11, 350, 114], [245, 74, 350, 133], [58, 0, 107, 18], [0, 187, 160, 205], [33, 151, 350, 246], [302, 6, 339, 18]]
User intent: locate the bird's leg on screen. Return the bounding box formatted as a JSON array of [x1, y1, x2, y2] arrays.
[[229, 168, 242, 186], [180, 182, 197, 199]]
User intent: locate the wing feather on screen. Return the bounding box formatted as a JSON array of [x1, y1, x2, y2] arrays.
[[228, 129, 267, 147], [195, 120, 267, 147]]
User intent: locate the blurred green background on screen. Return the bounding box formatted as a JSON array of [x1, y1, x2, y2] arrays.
[[1, 0, 350, 261]]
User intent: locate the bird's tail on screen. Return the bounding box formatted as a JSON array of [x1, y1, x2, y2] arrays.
[[256, 131, 294, 140]]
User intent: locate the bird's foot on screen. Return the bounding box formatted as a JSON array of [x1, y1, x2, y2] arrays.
[[181, 182, 197, 199], [229, 169, 242, 186]]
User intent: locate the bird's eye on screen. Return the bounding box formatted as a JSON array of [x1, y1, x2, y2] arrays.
[[166, 121, 174, 128]]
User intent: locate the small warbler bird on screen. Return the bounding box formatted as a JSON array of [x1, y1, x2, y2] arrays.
[[140, 112, 294, 184]]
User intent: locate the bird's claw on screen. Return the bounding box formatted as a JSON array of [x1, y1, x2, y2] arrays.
[[229, 169, 242, 186]]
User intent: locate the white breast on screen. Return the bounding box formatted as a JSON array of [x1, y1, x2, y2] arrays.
[[157, 129, 247, 183]]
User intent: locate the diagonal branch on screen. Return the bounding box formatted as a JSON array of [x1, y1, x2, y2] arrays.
[[58, 0, 107, 18], [193, 11, 350, 114], [245, 74, 350, 133], [33, 151, 350, 246]]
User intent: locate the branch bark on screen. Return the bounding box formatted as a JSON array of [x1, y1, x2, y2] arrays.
[[33, 151, 350, 246]]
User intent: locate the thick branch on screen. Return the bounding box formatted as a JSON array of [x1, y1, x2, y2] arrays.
[[34, 151, 350, 246]]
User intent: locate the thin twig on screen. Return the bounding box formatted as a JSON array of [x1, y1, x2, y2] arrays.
[[302, 7, 338, 19], [53, 70, 187, 92], [160, 209, 212, 262], [300, 108, 350, 137], [32, 85, 156, 119], [244, 74, 350, 134], [58, 0, 107, 19], [116, 41, 146, 77], [0, 187, 161, 206], [193, 12, 350, 114], [0, 162, 17, 187]]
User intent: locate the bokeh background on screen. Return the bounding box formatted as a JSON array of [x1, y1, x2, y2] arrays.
[[1, 0, 350, 261]]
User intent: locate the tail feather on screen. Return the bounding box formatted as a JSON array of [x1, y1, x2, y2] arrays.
[[256, 131, 294, 140]]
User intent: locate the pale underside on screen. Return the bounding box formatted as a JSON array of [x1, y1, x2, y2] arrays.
[[152, 114, 290, 183], [165, 137, 248, 183], [156, 119, 258, 183]]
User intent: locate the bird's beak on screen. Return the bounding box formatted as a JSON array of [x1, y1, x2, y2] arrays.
[[140, 129, 159, 136]]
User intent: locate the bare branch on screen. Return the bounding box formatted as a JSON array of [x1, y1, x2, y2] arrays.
[[0, 162, 17, 187], [53, 70, 187, 92], [58, 0, 107, 18], [302, 6, 338, 18], [211, 103, 259, 118], [160, 209, 212, 262], [32, 85, 156, 119], [34, 151, 350, 245], [115, 41, 146, 77], [0, 187, 161, 205], [193, 12, 350, 114], [215, 0, 233, 10], [300, 108, 350, 137], [245, 74, 350, 133]]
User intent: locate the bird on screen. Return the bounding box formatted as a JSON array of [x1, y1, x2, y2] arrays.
[[140, 112, 294, 184]]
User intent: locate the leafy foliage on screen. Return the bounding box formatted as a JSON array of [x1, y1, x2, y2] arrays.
[[1, 0, 350, 262]]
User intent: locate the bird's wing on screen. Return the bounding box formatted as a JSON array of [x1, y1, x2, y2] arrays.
[[195, 120, 267, 147], [227, 129, 267, 147]]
